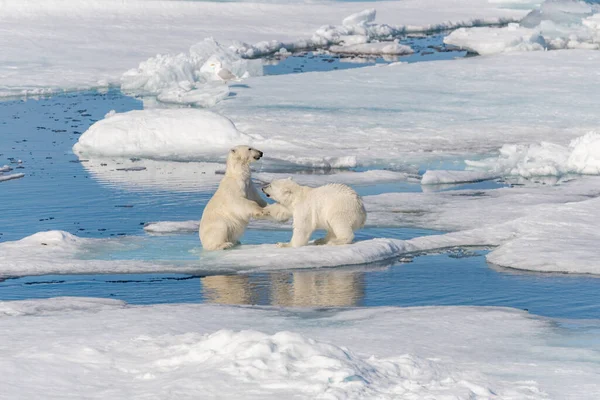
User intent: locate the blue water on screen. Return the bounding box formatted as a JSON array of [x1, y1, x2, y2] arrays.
[[1, 88, 600, 322]]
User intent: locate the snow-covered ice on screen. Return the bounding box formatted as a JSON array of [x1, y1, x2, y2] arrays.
[[368, 176, 600, 274], [1, 298, 598, 399], [0, 0, 533, 97], [445, 0, 600, 55], [75, 51, 600, 167]]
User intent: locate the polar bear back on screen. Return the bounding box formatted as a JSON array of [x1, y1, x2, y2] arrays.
[[303, 183, 366, 230]]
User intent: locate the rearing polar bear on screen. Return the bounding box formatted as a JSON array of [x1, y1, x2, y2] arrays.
[[262, 178, 367, 248], [200, 145, 267, 250]]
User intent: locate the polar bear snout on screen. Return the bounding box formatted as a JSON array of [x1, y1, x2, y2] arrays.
[[261, 184, 271, 197], [253, 150, 264, 160]]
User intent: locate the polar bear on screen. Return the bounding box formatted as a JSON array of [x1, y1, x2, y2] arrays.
[[199, 145, 267, 250], [262, 178, 366, 248]]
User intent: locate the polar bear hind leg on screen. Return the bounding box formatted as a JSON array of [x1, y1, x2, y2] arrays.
[[326, 219, 355, 245], [314, 231, 335, 245]]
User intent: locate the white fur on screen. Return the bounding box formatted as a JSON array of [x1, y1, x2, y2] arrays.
[[262, 178, 366, 248], [199, 145, 267, 250]]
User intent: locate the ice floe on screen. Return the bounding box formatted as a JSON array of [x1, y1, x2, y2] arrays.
[[369, 176, 600, 274], [445, 0, 600, 55], [0, 230, 412, 278], [0, 0, 533, 97], [0, 298, 597, 399]]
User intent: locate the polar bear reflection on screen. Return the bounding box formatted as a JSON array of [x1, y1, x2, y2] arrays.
[[201, 271, 364, 307]]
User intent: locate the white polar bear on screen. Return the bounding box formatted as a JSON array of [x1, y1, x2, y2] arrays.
[[199, 145, 267, 250], [262, 178, 367, 248]]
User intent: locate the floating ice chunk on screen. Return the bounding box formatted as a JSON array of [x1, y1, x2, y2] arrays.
[[0, 173, 25, 182], [421, 170, 499, 185], [73, 109, 251, 160], [0, 165, 12, 173], [465, 132, 600, 177], [329, 41, 414, 56]]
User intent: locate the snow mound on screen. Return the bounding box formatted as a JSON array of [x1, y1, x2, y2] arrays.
[[73, 109, 251, 160], [152, 328, 482, 399], [121, 38, 262, 107], [445, 0, 600, 55], [0, 230, 413, 278], [465, 132, 600, 177], [1, 302, 573, 399], [329, 41, 414, 56]]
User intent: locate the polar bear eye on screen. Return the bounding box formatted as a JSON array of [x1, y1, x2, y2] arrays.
[[231, 149, 235, 153], [248, 147, 252, 151]]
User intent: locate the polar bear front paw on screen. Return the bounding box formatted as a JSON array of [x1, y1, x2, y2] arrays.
[[276, 242, 290, 248], [252, 209, 269, 219]]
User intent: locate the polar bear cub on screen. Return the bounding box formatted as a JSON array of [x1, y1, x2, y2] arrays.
[[262, 178, 367, 248], [199, 145, 267, 251]]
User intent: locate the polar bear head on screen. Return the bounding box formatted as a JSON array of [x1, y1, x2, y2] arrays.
[[227, 145, 263, 167], [261, 178, 302, 207]]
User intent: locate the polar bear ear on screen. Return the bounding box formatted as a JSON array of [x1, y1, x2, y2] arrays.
[[231, 148, 236, 153]]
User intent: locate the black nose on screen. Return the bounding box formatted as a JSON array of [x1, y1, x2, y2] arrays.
[[258, 151, 263, 157]]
